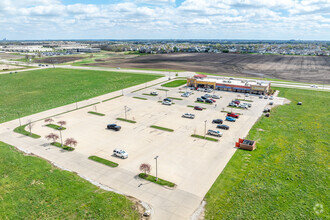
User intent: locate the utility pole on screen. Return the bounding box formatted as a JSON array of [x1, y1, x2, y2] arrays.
[[154, 156, 159, 181], [59, 129, 63, 147], [17, 112, 21, 127], [204, 120, 207, 138], [124, 106, 127, 120]]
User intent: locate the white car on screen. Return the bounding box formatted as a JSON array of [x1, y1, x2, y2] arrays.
[[113, 149, 128, 159], [204, 94, 211, 98], [264, 96, 268, 99], [207, 129, 223, 137], [269, 96, 274, 100], [162, 100, 172, 105], [212, 95, 220, 99], [150, 91, 158, 96], [245, 93, 250, 97], [238, 104, 248, 109], [181, 92, 190, 97], [182, 113, 195, 119]]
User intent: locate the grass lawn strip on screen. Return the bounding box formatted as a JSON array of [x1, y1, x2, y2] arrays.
[[51, 142, 75, 151], [205, 87, 329, 219], [161, 80, 187, 88], [138, 173, 175, 188], [195, 101, 212, 105], [88, 156, 118, 167], [133, 97, 147, 100], [150, 125, 174, 132], [191, 134, 219, 142], [131, 80, 168, 93], [142, 93, 157, 96], [227, 105, 247, 109], [168, 97, 183, 100], [13, 124, 41, 139], [88, 111, 105, 116], [237, 99, 253, 102], [116, 118, 136, 123], [103, 95, 123, 102], [45, 123, 66, 130], [0, 68, 160, 123], [0, 141, 139, 219]]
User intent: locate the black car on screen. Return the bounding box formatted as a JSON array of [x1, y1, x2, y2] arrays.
[[201, 96, 207, 99], [212, 119, 223, 124], [107, 124, 121, 131], [197, 97, 204, 102], [163, 98, 172, 102], [217, 124, 229, 130], [205, 99, 213, 103]]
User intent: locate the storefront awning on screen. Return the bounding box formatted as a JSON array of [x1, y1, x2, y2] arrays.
[[233, 87, 250, 91], [216, 85, 232, 89]]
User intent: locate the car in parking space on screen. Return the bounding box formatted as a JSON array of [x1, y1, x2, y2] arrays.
[[207, 88, 213, 93], [113, 148, 128, 159], [181, 92, 190, 97], [182, 113, 195, 119], [107, 124, 121, 131], [197, 97, 204, 102], [226, 116, 236, 122], [163, 98, 172, 102], [204, 94, 211, 98], [243, 103, 252, 108], [217, 124, 230, 130], [264, 96, 268, 99], [269, 102, 274, 105], [205, 99, 213, 103], [150, 91, 158, 96], [259, 95, 263, 99], [227, 112, 239, 118], [162, 100, 172, 105], [232, 100, 240, 105], [207, 129, 222, 137], [209, 98, 216, 102], [194, 106, 203, 111], [269, 96, 274, 100], [212, 119, 223, 124], [245, 93, 250, 97], [201, 96, 207, 99], [229, 102, 238, 107], [212, 94, 220, 99], [238, 104, 248, 109]]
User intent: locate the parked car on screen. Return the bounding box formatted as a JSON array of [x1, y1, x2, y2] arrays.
[[162, 100, 172, 105], [227, 113, 239, 118], [205, 99, 213, 103], [163, 98, 172, 102], [264, 96, 268, 99], [245, 93, 250, 97], [232, 100, 240, 105], [243, 103, 252, 108], [217, 124, 230, 130], [229, 102, 238, 107], [107, 124, 121, 131], [181, 93, 189, 97], [204, 94, 211, 98], [201, 96, 207, 99], [269, 102, 274, 105], [212, 119, 223, 124], [113, 148, 128, 159], [197, 97, 204, 102], [259, 95, 263, 99], [150, 91, 158, 96], [207, 129, 222, 137], [263, 108, 270, 113], [226, 116, 236, 122], [238, 104, 248, 109], [194, 106, 203, 111], [182, 113, 195, 119], [269, 96, 274, 100], [212, 95, 220, 99], [209, 98, 216, 102], [297, 102, 302, 105], [207, 88, 213, 93]]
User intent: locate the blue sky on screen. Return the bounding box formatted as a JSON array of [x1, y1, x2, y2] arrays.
[[0, 0, 329, 40]]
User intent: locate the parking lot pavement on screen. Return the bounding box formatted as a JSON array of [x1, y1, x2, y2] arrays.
[[0, 80, 286, 219]]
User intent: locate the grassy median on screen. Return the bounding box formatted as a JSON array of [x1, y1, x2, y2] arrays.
[[161, 80, 186, 88], [0, 141, 139, 219], [205, 88, 329, 219], [88, 156, 118, 167], [138, 173, 175, 188]]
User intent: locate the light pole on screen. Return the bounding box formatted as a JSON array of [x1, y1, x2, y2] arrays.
[[204, 120, 207, 138], [59, 129, 63, 147], [165, 90, 168, 98], [124, 106, 127, 120], [122, 89, 124, 95], [75, 95, 78, 109], [17, 111, 21, 127], [154, 156, 159, 181]]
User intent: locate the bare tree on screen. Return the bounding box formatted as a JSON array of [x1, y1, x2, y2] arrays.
[[139, 163, 151, 176], [64, 138, 78, 148], [27, 120, 34, 136], [45, 133, 59, 143], [57, 121, 66, 129], [44, 118, 54, 125]]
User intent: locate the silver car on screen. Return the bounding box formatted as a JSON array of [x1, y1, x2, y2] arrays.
[[182, 113, 195, 119], [113, 148, 128, 159], [212, 95, 220, 99], [207, 129, 223, 137]]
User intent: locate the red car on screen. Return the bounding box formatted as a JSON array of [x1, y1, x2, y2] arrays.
[[227, 113, 239, 118], [210, 98, 216, 102], [194, 106, 203, 111], [232, 100, 240, 105]]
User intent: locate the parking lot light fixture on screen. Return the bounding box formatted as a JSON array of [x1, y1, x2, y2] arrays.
[[17, 111, 21, 127], [154, 156, 159, 181], [204, 120, 207, 138]]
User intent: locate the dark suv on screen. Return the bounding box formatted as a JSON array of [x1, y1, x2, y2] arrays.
[[107, 124, 121, 131], [217, 124, 230, 130], [212, 119, 223, 124]]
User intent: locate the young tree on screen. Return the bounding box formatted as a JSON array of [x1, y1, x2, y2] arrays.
[[57, 120, 66, 129], [27, 120, 33, 136], [64, 138, 78, 148], [139, 163, 151, 176], [45, 133, 59, 143], [44, 118, 53, 125]]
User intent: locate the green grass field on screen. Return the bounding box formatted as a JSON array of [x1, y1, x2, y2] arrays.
[[0, 68, 160, 123], [161, 80, 187, 87], [0, 142, 139, 219], [205, 88, 329, 219]]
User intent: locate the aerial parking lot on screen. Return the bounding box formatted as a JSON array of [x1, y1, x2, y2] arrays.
[[31, 82, 286, 201]]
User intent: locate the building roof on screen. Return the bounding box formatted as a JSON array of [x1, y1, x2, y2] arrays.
[[191, 76, 270, 87], [194, 74, 207, 78]]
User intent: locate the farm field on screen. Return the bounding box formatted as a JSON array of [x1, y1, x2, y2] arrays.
[[205, 88, 329, 219], [84, 53, 330, 84], [0, 68, 161, 123], [0, 141, 139, 219]]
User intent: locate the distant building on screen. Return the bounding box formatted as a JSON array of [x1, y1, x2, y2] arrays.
[[187, 75, 271, 95]]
